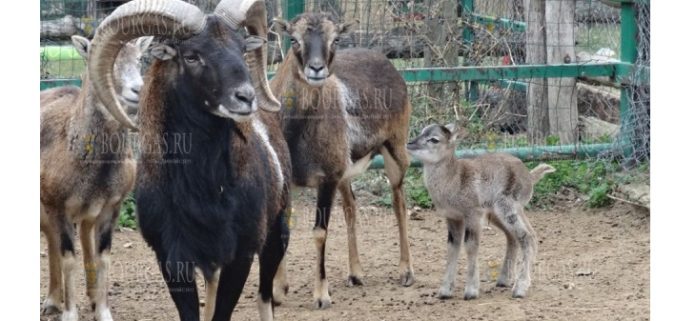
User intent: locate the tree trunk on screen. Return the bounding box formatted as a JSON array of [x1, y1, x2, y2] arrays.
[[525, 0, 548, 143], [424, 0, 460, 110], [546, 0, 578, 144]]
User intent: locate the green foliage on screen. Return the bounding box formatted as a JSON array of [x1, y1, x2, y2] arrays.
[[588, 183, 612, 208], [118, 194, 137, 229], [545, 135, 560, 146], [529, 160, 618, 208], [404, 168, 433, 209]]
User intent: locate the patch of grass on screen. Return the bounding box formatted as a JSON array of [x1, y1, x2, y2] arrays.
[[118, 194, 137, 229], [529, 160, 619, 209]]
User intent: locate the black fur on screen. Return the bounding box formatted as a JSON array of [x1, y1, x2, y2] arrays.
[[135, 17, 289, 321]]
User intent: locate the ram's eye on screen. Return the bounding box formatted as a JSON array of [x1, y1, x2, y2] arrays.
[[427, 137, 440, 144], [290, 37, 299, 45], [333, 38, 340, 44], [183, 55, 199, 64]]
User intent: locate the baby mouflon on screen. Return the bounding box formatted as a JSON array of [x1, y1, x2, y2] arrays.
[[406, 123, 555, 300]]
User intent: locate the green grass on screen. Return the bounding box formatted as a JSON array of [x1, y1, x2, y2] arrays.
[[527, 159, 620, 209], [118, 194, 137, 229]]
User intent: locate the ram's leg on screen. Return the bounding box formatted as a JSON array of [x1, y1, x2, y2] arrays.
[[258, 211, 288, 321], [312, 181, 337, 309], [155, 250, 200, 321], [338, 180, 364, 286], [91, 206, 119, 321], [203, 269, 220, 321], [211, 257, 253, 321], [272, 206, 291, 306], [40, 207, 63, 315], [438, 219, 464, 299], [381, 144, 414, 286], [56, 213, 78, 321]]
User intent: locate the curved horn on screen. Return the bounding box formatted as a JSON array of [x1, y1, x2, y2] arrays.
[[89, 0, 206, 130], [215, 0, 281, 112]]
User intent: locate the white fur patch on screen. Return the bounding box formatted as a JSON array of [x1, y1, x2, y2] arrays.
[[336, 79, 371, 175], [252, 116, 283, 191], [257, 297, 273, 321], [342, 154, 371, 181]]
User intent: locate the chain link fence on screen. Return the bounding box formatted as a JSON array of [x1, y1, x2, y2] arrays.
[[39, 0, 649, 171]]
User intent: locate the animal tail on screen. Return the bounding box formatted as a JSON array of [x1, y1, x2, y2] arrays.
[[530, 163, 556, 184]]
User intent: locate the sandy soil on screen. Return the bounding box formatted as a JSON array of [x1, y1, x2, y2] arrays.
[[40, 200, 649, 321]]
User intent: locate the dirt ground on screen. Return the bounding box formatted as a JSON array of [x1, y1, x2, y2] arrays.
[[40, 198, 649, 321]]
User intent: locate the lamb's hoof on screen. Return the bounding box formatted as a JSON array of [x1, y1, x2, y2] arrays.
[[463, 289, 479, 300], [41, 302, 61, 315], [512, 290, 527, 299], [272, 284, 289, 306], [437, 289, 453, 300], [346, 275, 364, 287], [495, 280, 511, 288], [400, 271, 415, 287], [512, 284, 528, 298], [313, 298, 332, 310]]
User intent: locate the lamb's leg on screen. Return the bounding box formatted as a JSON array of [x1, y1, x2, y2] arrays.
[[92, 207, 118, 321], [489, 214, 519, 287], [438, 219, 464, 299], [495, 201, 538, 298], [381, 145, 415, 286], [312, 181, 337, 309], [257, 211, 289, 321], [463, 217, 482, 300], [338, 180, 364, 286], [40, 211, 63, 315]]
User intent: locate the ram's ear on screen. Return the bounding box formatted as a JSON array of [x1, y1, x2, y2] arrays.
[[338, 19, 359, 34], [272, 18, 292, 35], [71, 35, 90, 60], [149, 43, 177, 61], [245, 36, 265, 52]]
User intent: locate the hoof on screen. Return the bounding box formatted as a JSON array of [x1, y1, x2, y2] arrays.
[[400, 271, 415, 287], [61, 309, 78, 321], [437, 290, 453, 300], [495, 280, 511, 288], [463, 289, 479, 300], [313, 298, 332, 310], [512, 290, 527, 299], [512, 284, 528, 298], [96, 309, 114, 321], [41, 302, 61, 315], [346, 275, 364, 287]]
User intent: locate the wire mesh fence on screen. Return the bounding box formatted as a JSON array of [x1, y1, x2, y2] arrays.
[[39, 0, 650, 171]]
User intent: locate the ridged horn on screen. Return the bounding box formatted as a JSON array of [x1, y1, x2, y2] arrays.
[[89, 0, 206, 130], [215, 0, 281, 112]]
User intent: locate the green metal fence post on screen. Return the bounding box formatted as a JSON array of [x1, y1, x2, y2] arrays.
[[282, 0, 305, 52], [619, 0, 637, 161], [461, 0, 478, 102]]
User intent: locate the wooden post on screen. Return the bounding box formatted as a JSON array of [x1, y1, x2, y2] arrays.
[[524, 0, 548, 143], [546, 0, 578, 144], [424, 0, 460, 110]]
